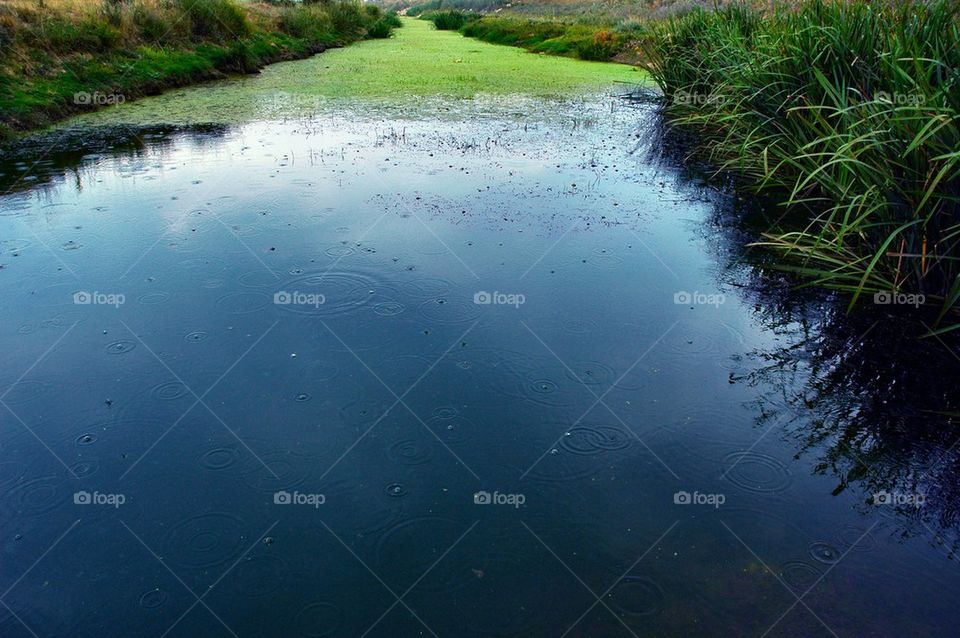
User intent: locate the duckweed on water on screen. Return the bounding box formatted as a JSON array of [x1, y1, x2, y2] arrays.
[[61, 18, 644, 127]]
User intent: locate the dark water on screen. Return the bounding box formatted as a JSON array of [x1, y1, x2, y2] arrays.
[[1, 96, 959, 637]]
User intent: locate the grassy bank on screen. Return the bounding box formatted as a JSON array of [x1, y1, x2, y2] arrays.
[[641, 0, 960, 326], [0, 0, 399, 139], [421, 11, 643, 62], [401, 0, 740, 21]]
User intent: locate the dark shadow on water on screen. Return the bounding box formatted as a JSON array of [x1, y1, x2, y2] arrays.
[[635, 93, 960, 552], [0, 124, 232, 195], [744, 303, 960, 555]]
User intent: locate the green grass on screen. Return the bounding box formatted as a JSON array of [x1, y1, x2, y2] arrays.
[[453, 15, 643, 62], [367, 11, 403, 38], [404, 0, 505, 17], [641, 0, 960, 326], [422, 9, 478, 31], [0, 0, 398, 139], [172, 0, 251, 40], [397, 0, 747, 22]]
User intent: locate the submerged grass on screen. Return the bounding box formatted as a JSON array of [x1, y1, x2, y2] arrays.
[[640, 0, 960, 325], [0, 0, 398, 138]]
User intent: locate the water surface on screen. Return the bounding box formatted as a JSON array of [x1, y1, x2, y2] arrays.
[[1, 19, 959, 638]]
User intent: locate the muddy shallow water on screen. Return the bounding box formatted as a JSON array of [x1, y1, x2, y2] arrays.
[[1, 25, 959, 638]]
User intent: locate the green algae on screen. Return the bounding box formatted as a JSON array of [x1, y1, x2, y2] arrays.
[[61, 18, 646, 127]]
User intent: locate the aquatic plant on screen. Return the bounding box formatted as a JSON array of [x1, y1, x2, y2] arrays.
[[640, 0, 960, 326]]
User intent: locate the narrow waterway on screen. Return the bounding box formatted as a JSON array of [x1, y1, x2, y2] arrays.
[[1, 18, 958, 638]]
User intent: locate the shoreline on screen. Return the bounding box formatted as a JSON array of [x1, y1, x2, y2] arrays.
[[0, 0, 399, 142]]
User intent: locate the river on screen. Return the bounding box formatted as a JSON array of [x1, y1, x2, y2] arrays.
[[1, 17, 958, 638]]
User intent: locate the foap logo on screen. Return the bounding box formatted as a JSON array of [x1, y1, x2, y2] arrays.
[[274, 291, 325, 307], [873, 291, 925, 308], [874, 91, 925, 105], [73, 91, 125, 106], [672, 90, 727, 107], [274, 490, 325, 508], [473, 291, 525, 308], [873, 490, 925, 508], [74, 490, 125, 508], [74, 290, 125, 307], [674, 490, 725, 509], [473, 490, 526, 508], [674, 290, 725, 307]]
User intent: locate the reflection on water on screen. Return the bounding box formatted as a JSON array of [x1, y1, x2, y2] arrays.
[[744, 305, 960, 552], [640, 98, 960, 556], [0, 125, 232, 195], [1, 92, 959, 637]]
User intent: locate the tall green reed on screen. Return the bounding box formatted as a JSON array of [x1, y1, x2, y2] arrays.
[[641, 0, 960, 326]]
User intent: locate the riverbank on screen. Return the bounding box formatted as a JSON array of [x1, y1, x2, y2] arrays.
[[0, 0, 399, 140], [421, 11, 645, 63]]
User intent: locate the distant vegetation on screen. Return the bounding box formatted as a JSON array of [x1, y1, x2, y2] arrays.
[[0, 0, 399, 138], [420, 9, 478, 30], [457, 16, 635, 60], [393, 0, 746, 22], [402, 0, 506, 17], [413, 4, 650, 63]]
